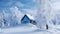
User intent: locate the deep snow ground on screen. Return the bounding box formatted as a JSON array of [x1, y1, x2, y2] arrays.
[[0, 23, 60, 34]]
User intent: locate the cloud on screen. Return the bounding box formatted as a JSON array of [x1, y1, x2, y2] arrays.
[[33, 0, 37, 2], [22, 8, 38, 17], [0, 0, 24, 8], [0, 0, 37, 8], [15, 1, 24, 7]]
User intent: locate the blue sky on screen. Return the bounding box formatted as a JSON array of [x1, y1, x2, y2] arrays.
[[0, 0, 38, 13], [0, 0, 37, 9]]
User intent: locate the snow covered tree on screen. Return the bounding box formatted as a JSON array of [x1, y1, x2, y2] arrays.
[[35, 0, 51, 30], [2, 10, 9, 27], [10, 6, 24, 25]]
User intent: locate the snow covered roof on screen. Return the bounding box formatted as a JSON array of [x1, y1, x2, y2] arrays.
[[26, 14, 35, 20]]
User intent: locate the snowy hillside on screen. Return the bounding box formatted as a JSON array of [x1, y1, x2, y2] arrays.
[[0, 23, 60, 34], [0, 0, 60, 34]]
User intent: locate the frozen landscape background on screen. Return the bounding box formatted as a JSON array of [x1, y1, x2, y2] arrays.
[[0, 0, 60, 34]]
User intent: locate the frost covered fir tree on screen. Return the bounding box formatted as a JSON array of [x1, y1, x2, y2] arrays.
[[2, 10, 9, 27], [35, 0, 51, 30], [10, 6, 24, 25]]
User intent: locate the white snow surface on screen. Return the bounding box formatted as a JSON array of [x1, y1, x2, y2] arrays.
[[27, 14, 35, 20], [0, 23, 60, 34]]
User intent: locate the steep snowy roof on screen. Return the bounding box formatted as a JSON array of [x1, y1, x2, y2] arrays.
[[26, 14, 35, 20]]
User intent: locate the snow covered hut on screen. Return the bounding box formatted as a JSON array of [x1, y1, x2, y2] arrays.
[[21, 14, 36, 25], [21, 14, 30, 24]]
